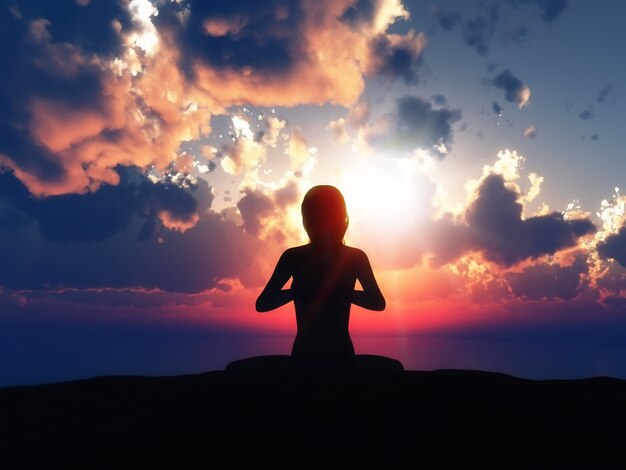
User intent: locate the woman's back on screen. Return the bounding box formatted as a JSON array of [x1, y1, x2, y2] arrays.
[[286, 244, 364, 361]]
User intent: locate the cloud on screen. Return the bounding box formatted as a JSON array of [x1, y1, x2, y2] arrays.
[[502, 24, 529, 44], [341, 0, 409, 34], [365, 30, 426, 85], [0, 167, 211, 242], [0, 1, 221, 198], [348, 101, 371, 129], [2, 0, 424, 199], [427, 152, 595, 268], [597, 225, 626, 268], [362, 95, 461, 157], [0, 2, 126, 195], [524, 0, 569, 22], [345, 149, 590, 274], [273, 181, 300, 208], [461, 4, 500, 56], [328, 118, 350, 144], [220, 116, 267, 175], [593, 260, 626, 308], [432, 7, 461, 31], [578, 107, 594, 120], [236, 181, 302, 244], [492, 102, 503, 116], [14, 287, 220, 310], [254, 116, 286, 147], [434, 1, 567, 57], [156, 0, 417, 109], [431, 94, 448, 106], [492, 70, 531, 108], [237, 188, 275, 237], [287, 127, 312, 170], [0, 207, 274, 294], [597, 84, 615, 103], [524, 125, 537, 138], [462, 174, 594, 266], [504, 255, 589, 301], [526, 173, 544, 202]]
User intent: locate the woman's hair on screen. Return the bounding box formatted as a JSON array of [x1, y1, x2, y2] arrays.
[[301, 185, 349, 244]]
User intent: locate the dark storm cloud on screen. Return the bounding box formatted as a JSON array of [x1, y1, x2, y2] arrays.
[[0, 168, 211, 242], [504, 255, 588, 300], [428, 174, 596, 267], [597, 226, 626, 268], [156, 0, 305, 77], [367, 32, 425, 85], [464, 174, 595, 265], [0, 208, 269, 294], [5, 0, 131, 56], [364, 96, 461, 157], [491, 70, 530, 107], [0, 1, 132, 190]]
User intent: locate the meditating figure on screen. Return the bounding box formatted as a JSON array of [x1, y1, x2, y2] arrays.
[[256, 185, 385, 367]]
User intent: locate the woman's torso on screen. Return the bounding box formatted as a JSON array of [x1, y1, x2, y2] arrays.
[[287, 244, 360, 359]]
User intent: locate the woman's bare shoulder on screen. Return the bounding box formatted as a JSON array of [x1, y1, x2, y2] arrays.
[[281, 244, 310, 259], [342, 245, 369, 261], [285, 244, 310, 253]]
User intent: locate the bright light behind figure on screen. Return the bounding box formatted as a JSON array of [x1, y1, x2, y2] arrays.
[[340, 154, 428, 239]]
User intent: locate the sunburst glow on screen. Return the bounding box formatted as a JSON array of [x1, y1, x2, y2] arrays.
[[340, 155, 427, 235]]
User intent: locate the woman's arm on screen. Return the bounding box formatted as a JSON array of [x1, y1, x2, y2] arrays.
[[256, 251, 294, 312], [352, 250, 386, 311]]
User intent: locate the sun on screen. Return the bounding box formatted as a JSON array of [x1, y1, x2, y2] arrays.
[[338, 154, 428, 236]]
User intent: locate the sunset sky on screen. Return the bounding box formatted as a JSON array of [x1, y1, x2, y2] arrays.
[[1, 0, 626, 386]]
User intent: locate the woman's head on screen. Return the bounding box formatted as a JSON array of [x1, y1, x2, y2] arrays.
[[301, 185, 348, 244]]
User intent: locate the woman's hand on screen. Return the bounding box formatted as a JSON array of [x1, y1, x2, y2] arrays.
[[256, 251, 294, 312], [352, 250, 385, 311], [256, 288, 293, 312]]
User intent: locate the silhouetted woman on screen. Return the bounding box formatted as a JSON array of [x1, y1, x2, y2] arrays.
[[256, 185, 385, 368]]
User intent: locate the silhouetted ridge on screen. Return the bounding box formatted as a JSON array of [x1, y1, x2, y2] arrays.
[[4, 369, 626, 467], [225, 354, 404, 375]]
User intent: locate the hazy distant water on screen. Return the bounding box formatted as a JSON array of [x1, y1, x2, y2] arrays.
[[2, 336, 626, 387]]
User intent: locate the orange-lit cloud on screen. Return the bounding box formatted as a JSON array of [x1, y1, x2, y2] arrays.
[[2, 0, 425, 210]]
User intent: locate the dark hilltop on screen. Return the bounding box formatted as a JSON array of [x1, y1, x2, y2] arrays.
[[2, 356, 626, 467]]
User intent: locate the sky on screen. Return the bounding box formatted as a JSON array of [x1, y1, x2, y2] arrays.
[[1, 0, 626, 386]]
